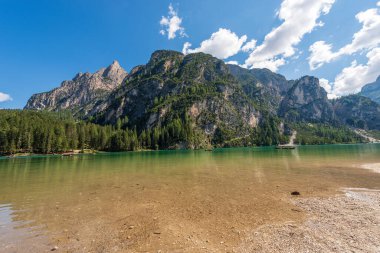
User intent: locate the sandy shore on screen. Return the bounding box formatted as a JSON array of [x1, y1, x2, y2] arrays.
[[238, 188, 380, 253]]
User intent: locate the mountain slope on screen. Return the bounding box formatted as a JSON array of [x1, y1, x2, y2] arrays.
[[279, 76, 334, 123], [333, 94, 380, 130], [227, 65, 291, 113], [91, 50, 284, 148], [25, 61, 127, 116], [361, 76, 380, 104]]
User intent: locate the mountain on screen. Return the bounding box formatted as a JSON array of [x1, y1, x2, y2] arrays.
[[360, 76, 380, 104], [279, 76, 334, 123], [333, 94, 380, 130], [227, 65, 291, 113], [90, 50, 276, 148], [24, 49, 380, 149], [24, 61, 127, 116]]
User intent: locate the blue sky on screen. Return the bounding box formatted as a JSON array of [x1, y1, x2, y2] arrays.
[[1, 0, 380, 108]]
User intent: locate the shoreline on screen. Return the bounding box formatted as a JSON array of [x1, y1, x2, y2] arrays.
[[1, 142, 379, 160]]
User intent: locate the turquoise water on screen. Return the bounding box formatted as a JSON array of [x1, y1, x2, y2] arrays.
[[1, 144, 380, 251]]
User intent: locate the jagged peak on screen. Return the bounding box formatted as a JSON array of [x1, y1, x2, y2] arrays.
[[102, 60, 127, 81], [72, 72, 91, 82], [111, 60, 120, 67]]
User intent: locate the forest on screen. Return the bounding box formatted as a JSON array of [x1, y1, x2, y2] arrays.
[[0, 110, 365, 155], [293, 123, 364, 145]]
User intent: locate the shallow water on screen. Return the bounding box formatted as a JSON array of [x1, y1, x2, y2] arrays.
[[1, 144, 380, 252]]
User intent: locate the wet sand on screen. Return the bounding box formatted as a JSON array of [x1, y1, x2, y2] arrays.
[[0, 145, 380, 252]]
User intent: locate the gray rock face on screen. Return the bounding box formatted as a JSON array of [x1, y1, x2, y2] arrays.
[[25, 61, 127, 116], [279, 76, 334, 122], [228, 65, 291, 113], [333, 95, 380, 130], [361, 76, 380, 104]]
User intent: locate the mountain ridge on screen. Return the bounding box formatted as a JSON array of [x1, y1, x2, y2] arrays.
[[361, 76, 380, 104], [24, 60, 128, 116], [23, 49, 380, 149]]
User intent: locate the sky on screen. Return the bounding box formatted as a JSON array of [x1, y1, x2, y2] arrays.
[[1, 0, 380, 108]]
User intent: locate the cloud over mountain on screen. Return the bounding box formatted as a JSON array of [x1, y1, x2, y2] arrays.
[[244, 0, 335, 71], [309, 3, 380, 70], [182, 28, 247, 59]]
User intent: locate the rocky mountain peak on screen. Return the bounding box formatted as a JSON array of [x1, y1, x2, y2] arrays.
[[279, 76, 333, 122], [102, 60, 127, 84], [361, 75, 380, 104], [25, 61, 128, 114]]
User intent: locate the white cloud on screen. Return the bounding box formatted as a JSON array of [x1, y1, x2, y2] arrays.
[[319, 78, 337, 99], [226, 61, 239, 65], [241, 39, 257, 52], [319, 78, 332, 93], [0, 92, 12, 102], [244, 0, 335, 72], [309, 3, 380, 69], [182, 28, 247, 59], [308, 41, 339, 70], [333, 47, 380, 96], [160, 4, 186, 40]]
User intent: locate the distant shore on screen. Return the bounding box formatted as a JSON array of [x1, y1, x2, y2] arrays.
[[2, 142, 380, 159]]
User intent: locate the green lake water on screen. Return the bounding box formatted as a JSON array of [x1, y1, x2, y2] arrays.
[[1, 144, 380, 252]]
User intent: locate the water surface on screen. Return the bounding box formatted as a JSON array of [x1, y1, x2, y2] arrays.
[[1, 144, 380, 252]]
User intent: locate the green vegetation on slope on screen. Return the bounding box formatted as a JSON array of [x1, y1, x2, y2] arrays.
[[292, 123, 364, 145]]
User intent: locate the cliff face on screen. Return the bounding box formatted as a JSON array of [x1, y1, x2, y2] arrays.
[[361, 76, 380, 104], [279, 76, 334, 123], [93, 51, 261, 140], [228, 65, 291, 113], [333, 95, 380, 130], [24, 61, 127, 116]]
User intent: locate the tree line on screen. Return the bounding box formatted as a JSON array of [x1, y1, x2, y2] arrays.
[[0, 110, 290, 155]]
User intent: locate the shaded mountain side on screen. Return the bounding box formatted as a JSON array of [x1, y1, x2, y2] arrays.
[[24, 61, 127, 116], [361, 76, 380, 104], [227, 64, 291, 113], [333, 94, 380, 130]]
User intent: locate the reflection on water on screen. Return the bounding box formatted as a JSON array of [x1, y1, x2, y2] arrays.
[[0, 204, 48, 252], [0, 144, 379, 251]]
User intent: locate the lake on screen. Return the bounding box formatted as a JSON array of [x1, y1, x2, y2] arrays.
[[1, 144, 380, 252]]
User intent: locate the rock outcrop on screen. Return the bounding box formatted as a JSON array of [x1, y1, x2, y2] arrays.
[[279, 76, 334, 123], [25, 61, 127, 116], [228, 65, 291, 113]]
